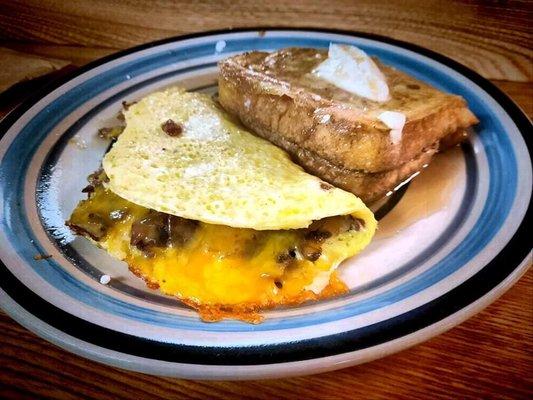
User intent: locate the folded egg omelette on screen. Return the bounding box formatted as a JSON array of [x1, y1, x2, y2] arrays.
[[67, 87, 376, 323]]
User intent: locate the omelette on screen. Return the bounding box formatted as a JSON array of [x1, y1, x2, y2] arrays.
[[67, 87, 376, 323]]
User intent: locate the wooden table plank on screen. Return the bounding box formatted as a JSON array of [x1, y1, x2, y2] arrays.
[[0, 0, 531, 81], [0, 42, 114, 66], [492, 80, 533, 117]]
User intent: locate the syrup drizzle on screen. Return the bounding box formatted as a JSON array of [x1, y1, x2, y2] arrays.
[[373, 146, 464, 239]]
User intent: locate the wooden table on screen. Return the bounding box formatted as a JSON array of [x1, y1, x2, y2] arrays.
[[0, 1, 531, 398]]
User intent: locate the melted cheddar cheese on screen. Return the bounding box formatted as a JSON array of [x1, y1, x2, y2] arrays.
[[68, 186, 374, 322]]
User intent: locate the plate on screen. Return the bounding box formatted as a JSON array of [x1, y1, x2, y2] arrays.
[[0, 28, 531, 380]]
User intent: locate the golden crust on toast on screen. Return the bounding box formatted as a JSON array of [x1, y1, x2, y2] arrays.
[[218, 48, 478, 175]]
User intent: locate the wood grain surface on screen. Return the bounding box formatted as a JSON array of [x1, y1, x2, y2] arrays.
[[0, 1, 532, 399], [1, 0, 532, 81]]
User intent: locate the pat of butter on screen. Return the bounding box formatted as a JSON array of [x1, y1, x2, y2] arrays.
[[313, 44, 390, 102], [378, 111, 406, 145]]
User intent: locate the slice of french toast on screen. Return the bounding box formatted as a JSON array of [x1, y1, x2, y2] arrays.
[[218, 48, 478, 175]]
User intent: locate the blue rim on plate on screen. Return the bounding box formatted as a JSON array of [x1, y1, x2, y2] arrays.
[[0, 28, 531, 379]]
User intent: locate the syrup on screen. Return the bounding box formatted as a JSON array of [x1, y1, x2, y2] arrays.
[[374, 146, 464, 239]]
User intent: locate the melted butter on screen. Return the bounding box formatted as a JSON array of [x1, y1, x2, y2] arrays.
[[247, 48, 450, 117], [375, 146, 464, 239]]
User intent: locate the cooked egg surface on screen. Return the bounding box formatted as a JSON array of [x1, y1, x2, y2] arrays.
[[68, 185, 376, 322], [102, 87, 370, 230]]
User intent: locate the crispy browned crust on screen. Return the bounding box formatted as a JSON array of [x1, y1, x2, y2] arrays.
[[218, 48, 478, 174], [129, 262, 348, 324], [185, 274, 348, 324]]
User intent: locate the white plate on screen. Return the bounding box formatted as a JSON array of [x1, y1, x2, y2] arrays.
[[0, 28, 531, 379]]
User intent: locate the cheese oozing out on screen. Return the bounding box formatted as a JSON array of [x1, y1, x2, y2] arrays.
[[68, 184, 374, 322], [313, 43, 390, 102]]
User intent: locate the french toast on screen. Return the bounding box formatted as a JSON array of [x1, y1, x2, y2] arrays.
[[218, 48, 478, 201], [256, 130, 468, 203]]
